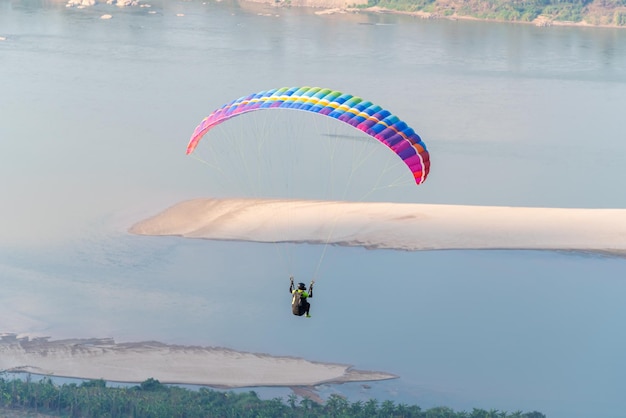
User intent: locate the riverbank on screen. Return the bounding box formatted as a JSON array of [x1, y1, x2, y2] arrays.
[[242, 0, 626, 29], [319, 5, 622, 29], [45, 0, 626, 29]]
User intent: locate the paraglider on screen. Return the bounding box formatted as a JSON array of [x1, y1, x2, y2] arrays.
[[187, 87, 431, 318], [290, 276, 314, 318], [187, 86, 430, 185]]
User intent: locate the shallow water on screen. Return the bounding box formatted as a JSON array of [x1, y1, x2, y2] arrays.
[[1, 1, 626, 417]]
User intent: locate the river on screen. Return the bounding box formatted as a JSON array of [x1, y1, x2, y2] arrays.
[[1, 1, 626, 417]]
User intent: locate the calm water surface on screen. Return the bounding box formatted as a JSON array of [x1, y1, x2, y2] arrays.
[[1, 1, 626, 417]]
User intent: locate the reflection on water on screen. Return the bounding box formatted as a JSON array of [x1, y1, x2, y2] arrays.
[[1, 2, 626, 417]]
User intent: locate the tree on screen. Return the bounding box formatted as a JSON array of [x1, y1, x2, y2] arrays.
[[138, 377, 166, 392]]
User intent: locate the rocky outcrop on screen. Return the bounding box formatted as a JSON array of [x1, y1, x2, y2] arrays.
[[246, 0, 367, 9], [65, 0, 141, 7]]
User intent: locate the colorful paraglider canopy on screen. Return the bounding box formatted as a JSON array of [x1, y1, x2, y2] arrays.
[[187, 86, 430, 185]]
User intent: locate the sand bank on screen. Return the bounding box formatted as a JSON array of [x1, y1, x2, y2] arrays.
[[0, 334, 396, 387], [129, 198, 626, 256]]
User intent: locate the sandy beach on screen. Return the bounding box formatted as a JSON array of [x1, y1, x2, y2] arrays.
[[0, 334, 396, 387], [129, 198, 626, 256]]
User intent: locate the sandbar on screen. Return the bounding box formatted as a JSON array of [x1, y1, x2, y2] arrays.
[[129, 198, 626, 256], [0, 334, 396, 387]]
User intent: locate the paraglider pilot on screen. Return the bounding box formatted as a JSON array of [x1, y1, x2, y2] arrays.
[[290, 276, 314, 318]]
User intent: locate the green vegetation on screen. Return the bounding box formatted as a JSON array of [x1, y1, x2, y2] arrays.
[[0, 376, 546, 418], [363, 0, 626, 26]]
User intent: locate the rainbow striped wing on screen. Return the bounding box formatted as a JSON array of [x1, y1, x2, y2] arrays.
[[187, 87, 430, 185]]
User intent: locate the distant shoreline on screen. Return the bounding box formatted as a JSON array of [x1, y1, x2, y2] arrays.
[[242, 0, 626, 29], [47, 0, 626, 29]]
